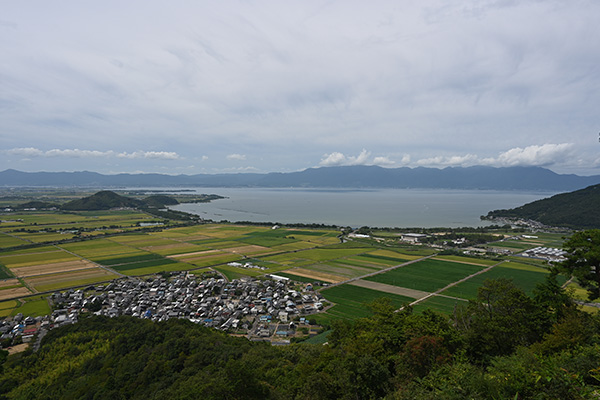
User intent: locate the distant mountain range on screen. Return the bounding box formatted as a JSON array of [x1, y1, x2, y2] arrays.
[[1, 166, 599, 191]]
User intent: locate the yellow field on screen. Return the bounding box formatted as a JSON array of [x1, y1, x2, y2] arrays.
[[287, 268, 344, 283]]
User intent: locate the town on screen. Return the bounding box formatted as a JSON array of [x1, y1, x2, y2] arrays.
[[1, 273, 327, 351]]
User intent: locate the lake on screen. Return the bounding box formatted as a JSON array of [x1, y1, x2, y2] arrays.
[[165, 187, 555, 228]]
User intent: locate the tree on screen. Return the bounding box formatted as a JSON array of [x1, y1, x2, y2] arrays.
[[560, 229, 600, 300], [455, 278, 547, 363]]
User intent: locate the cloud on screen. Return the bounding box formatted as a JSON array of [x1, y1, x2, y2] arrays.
[[414, 143, 575, 168], [226, 154, 246, 161], [4, 148, 180, 160], [491, 143, 574, 167], [372, 156, 395, 166], [416, 154, 479, 167], [320, 149, 371, 166]]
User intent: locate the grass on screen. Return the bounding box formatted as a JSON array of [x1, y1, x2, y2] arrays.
[[301, 329, 331, 344], [213, 266, 250, 281], [411, 295, 467, 315], [11, 297, 51, 317], [365, 259, 484, 293], [0, 300, 18, 317], [0, 264, 14, 279]]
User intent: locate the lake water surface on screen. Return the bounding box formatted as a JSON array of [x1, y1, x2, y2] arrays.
[[166, 187, 555, 228]]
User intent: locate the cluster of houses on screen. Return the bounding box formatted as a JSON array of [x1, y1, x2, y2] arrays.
[[1, 273, 326, 350], [521, 246, 567, 262], [0, 313, 48, 351], [227, 261, 267, 271]]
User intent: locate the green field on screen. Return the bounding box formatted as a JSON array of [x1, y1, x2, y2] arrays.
[[11, 297, 51, 317], [0, 300, 18, 317], [0, 264, 13, 279], [411, 295, 467, 315], [441, 262, 558, 299], [0, 250, 79, 268], [365, 259, 484, 293], [319, 284, 414, 320]]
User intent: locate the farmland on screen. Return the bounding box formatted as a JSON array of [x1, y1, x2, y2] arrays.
[[0, 206, 573, 322]]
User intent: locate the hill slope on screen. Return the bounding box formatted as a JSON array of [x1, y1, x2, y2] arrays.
[[484, 184, 600, 228]]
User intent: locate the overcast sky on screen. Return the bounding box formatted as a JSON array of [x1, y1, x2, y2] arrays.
[[2, 1, 600, 175]]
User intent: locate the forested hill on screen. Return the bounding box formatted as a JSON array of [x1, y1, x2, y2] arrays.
[[484, 184, 600, 229], [2, 166, 600, 191], [2, 278, 600, 399], [60, 191, 179, 211]]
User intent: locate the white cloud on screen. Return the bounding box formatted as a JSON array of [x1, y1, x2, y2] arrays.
[[414, 143, 575, 168], [372, 156, 395, 166], [4, 148, 180, 160], [320, 149, 372, 166], [491, 143, 574, 167], [416, 154, 479, 167], [226, 154, 246, 161], [319, 152, 347, 166]]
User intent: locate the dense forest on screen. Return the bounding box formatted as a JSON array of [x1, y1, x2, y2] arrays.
[[484, 184, 600, 229], [2, 275, 600, 399]]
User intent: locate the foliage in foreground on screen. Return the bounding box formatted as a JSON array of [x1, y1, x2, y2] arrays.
[[1, 277, 600, 399]]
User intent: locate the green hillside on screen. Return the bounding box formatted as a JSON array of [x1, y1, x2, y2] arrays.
[[142, 195, 180, 208], [61, 191, 145, 211], [484, 184, 600, 228]]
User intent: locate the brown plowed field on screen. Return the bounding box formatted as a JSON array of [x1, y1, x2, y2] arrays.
[[349, 279, 428, 299], [25, 268, 116, 290], [0, 286, 31, 301], [10, 260, 97, 278], [0, 279, 21, 288]]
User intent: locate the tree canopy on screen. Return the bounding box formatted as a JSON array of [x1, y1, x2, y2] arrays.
[[560, 229, 600, 300]]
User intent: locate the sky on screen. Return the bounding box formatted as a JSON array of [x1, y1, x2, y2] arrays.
[[2, 1, 600, 176]]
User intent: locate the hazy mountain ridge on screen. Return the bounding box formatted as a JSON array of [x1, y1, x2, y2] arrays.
[[1, 166, 599, 191]]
